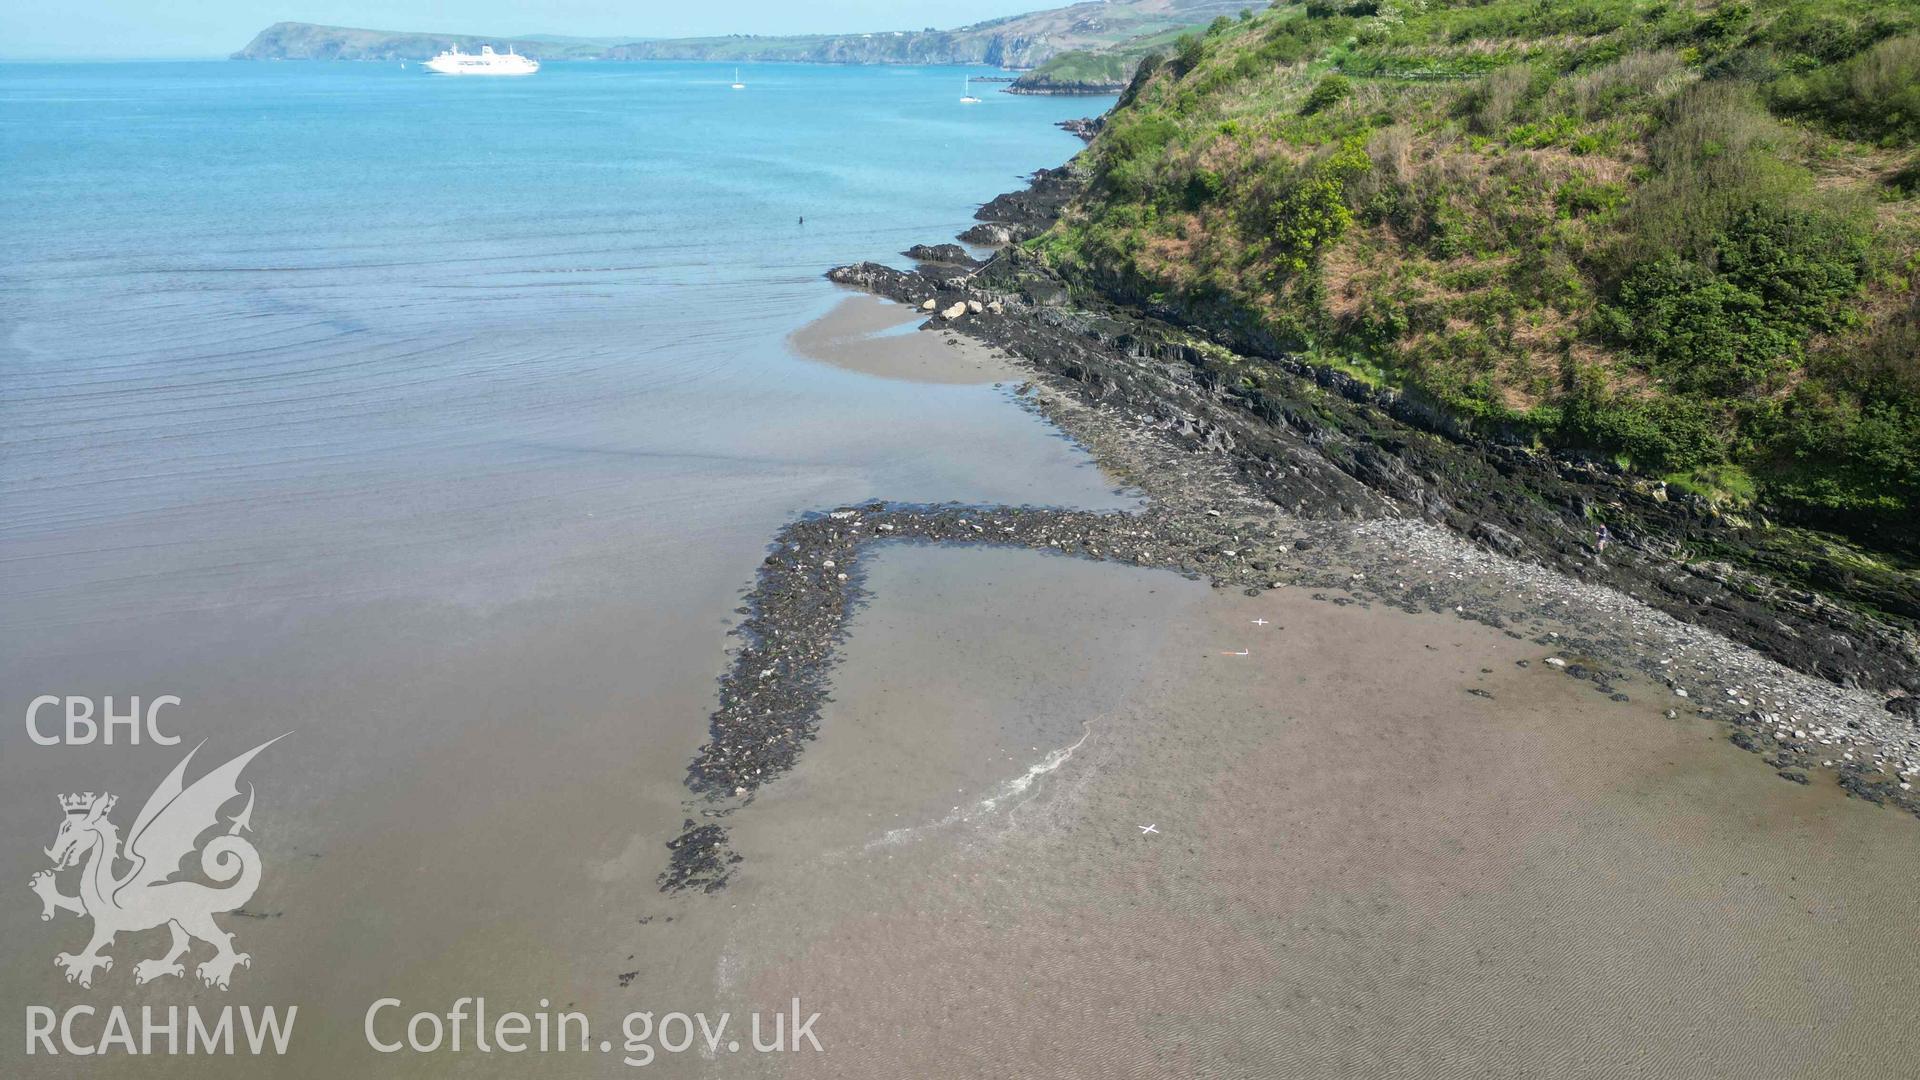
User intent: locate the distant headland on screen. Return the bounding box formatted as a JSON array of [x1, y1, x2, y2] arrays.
[[231, 1, 1248, 70]]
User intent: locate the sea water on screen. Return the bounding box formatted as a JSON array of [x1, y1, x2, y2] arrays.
[[0, 60, 1115, 1077]]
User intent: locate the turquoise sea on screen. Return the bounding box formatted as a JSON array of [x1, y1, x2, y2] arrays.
[[0, 61, 1118, 635]]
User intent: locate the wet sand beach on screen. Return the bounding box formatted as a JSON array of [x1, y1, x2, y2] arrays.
[[787, 294, 1021, 385], [702, 545, 1920, 1079]]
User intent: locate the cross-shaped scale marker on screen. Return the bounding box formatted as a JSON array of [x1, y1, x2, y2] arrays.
[[1138, 824, 1159, 835]]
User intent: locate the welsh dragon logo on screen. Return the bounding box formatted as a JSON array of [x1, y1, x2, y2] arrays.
[[28, 736, 285, 990]]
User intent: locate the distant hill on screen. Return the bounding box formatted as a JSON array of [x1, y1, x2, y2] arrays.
[[232, 1, 1252, 67], [1008, 25, 1195, 93], [232, 23, 605, 61]]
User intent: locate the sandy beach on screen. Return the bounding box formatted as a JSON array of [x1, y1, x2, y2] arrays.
[[616, 298, 1920, 1077], [788, 294, 1022, 385], [658, 544, 1920, 1078]]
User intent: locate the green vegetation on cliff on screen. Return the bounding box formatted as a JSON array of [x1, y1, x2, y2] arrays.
[[1011, 26, 1206, 93], [1033, 0, 1920, 534]]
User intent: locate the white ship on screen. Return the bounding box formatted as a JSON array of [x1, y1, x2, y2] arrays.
[[423, 45, 538, 76]]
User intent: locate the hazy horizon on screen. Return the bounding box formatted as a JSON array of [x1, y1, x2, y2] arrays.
[[0, 0, 1062, 59]]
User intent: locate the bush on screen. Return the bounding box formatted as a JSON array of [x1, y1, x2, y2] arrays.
[[1117, 52, 1164, 108], [1567, 50, 1684, 120], [1266, 140, 1372, 275], [1184, 168, 1227, 207], [1890, 155, 1920, 196], [1715, 203, 1868, 333], [1617, 81, 1805, 267], [1464, 64, 1534, 133], [1764, 392, 1920, 517], [1559, 388, 1727, 472], [1604, 203, 1867, 396], [1302, 73, 1352, 114], [1612, 258, 1795, 395], [1171, 33, 1207, 77], [1770, 34, 1920, 143]]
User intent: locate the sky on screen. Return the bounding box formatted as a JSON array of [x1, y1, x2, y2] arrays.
[[0, 0, 1062, 59]]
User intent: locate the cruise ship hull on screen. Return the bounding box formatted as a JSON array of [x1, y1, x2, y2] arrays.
[[422, 47, 538, 76]]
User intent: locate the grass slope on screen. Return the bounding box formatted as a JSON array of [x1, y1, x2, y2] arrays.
[[1034, 0, 1920, 538]]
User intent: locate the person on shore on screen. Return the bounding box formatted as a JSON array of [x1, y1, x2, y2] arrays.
[[1595, 523, 1611, 553]]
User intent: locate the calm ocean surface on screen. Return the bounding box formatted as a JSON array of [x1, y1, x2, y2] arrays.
[[0, 61, 1116, 638], [0, 61, 1118, 1077]]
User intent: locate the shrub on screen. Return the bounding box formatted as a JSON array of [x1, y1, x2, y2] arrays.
[[1567, 50, 1685, 120], [1117, 52, 1164, 108], [1260, 13, 1351, 64], [1765, 392, 1920, 517], [1617, 81, 1805, 267], [1172, 33, 1207, 77], [1610, 257, 1796, 394], [1306, 0, 1377, 17], [1267, 139, 1372, 274], [1464, 64, 1535, 134], [1302, 73, 1352, 114], [1559, 388, 1727, 472], [1715, 203, 1868, 334], [1890, 155, 1920, 196], [1693, 1, 1752, 51], [1604, 204, 1867, 396], [1770, 34, 1920, 143], [1185, 168, 1227, 207]]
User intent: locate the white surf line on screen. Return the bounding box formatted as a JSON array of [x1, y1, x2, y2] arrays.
[[867, 718, 1098, 851]]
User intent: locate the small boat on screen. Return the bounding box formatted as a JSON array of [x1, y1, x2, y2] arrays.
[[731, 68, 746, 90], [423, 44, 538, 76], [960, 77, 981, 104]]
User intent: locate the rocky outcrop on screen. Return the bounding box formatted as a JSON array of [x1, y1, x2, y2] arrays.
[[953, 165, 1084, 248], [1057, 117, 1107, 141], [902, 243, 982, 267], [1009, 79, 1131, 95]]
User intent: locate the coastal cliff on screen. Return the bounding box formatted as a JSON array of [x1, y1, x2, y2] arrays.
[[233, 2, 1251, 65], [824, 0, 1920, 700], [1031, 2, 1919, 544], [231, 23, 604, 61], [1009, 1, 1918, 673]]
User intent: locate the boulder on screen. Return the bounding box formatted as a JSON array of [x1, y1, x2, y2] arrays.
[[902, 243, 981, 267], [940, 302, 968, 320]]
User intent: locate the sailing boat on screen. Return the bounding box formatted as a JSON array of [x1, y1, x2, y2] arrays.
[[731, 68, 746, 90], [960, 76, 981, 104]]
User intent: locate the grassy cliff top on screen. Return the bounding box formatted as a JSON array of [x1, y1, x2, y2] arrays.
[[1035, 0, 1920, 535]]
